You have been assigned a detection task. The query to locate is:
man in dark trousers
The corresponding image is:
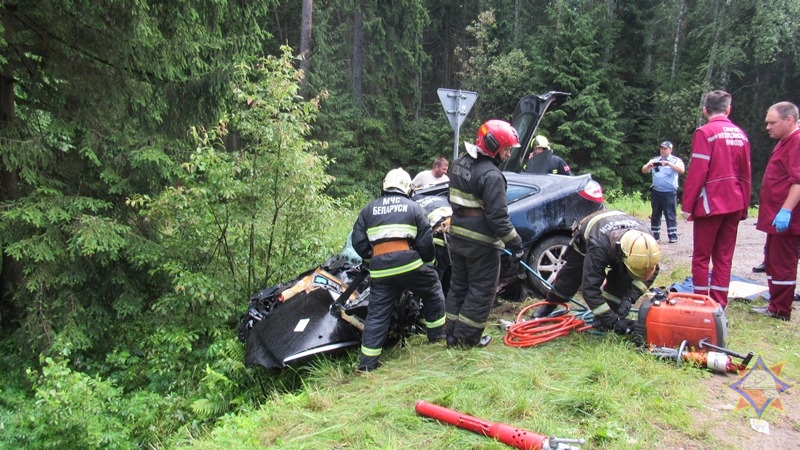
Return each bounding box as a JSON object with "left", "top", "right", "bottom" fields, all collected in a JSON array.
[
  {"left": 351, "top": 168, "right": 446, "bottom": 372},
  {"left": 681, "top": 90, "right": 751, "bottom": 308},
  {"left": 445, "top": 120, "right": 524, "bottom": 348},
  {"left": 751, "top": 101, "right": 800, "bottom": 321},
  {"left": 642, "top": 141, "right": 685, "bottom": 243},
  {"left": 531, "top": 210, "right": 661, "bottom": 334}
]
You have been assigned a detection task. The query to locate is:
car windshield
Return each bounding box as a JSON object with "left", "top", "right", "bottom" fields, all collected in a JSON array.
[{"left": 340, "top": 232, "right": 363, "bottom": 265}]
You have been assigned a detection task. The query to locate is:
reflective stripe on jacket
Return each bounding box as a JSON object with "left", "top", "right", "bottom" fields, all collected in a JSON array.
[
  {"left": 447, "top": 153, "right": 519, "bottom": 249},
  {"left": 352, "top": 193, "right": 435, "bottom": 278}
]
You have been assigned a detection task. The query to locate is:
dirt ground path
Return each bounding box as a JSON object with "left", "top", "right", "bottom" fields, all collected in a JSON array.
[
  {"left": 655, "top": 216, "right": 800, "bottom": 449},
  {"left": 658, "top": 216, "right": 773, "bottom": 286}
]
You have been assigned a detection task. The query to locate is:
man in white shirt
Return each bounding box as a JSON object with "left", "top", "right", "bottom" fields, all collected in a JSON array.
[{"left": 411, "top": 157, "right": 449, "bottom": 190}]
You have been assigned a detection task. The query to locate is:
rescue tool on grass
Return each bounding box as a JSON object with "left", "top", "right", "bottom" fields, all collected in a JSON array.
[
  {"left": 647, "top": 338, "right": 752, "bottom": 373},
  {"left": 415, "top": 400, "right": 585, "bottom": 450}
]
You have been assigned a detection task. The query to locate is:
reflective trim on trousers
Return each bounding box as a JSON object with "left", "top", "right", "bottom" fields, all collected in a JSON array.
[
  {"left": 458, "top": 314, "right": 488, "bottom": 330},
  {"left": 361, "top": 345, "right": 382, "bottom": 357},
  {"left": 425, "top": 315, "right": 446, "bottom": 328}
]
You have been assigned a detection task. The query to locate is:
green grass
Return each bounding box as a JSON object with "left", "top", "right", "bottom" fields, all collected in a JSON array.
[
  {"left": 605, "top": 190, "right": 651, "bottom": 218},
  {"left": 179, "top": 199, "right": 799, "bottom": 449},
  {"left": 180, "top": 292, "right": 800, "bottom": 450}
]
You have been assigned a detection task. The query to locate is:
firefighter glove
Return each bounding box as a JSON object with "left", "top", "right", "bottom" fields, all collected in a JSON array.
[
  {"left": 508, "top": 235, "right": 524, "bottom": 255},
  {"left": 510, "top": 248, "right": 525, "bottom": 264},
  {"left": 592, "top": 312, "right": 619, "bottom": 332},
  {"left": 616, "top": 297, "right": 633, "bottom": 317},
  {"left": 773, "top": 208, "right": 791, "bottom": 233},
  {"left": 612, "top": 317, "right": 635, "bottom": 335}
]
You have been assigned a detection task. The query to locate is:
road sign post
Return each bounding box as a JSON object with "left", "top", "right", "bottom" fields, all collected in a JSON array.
[{"left": 437, "top": 88, "right": 477, "bottom": 160}]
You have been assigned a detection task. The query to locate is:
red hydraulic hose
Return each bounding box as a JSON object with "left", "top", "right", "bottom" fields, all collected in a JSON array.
[{"left": 503, "top": 302, "right": 593, "bottom": 348}]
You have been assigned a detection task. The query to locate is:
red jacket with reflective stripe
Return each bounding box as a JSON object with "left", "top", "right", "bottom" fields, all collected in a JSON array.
[
  {"left": 681, "top": 116, "right": 752, "bottom": 220},
  {"left": 756, "top": 128, "right": 800, "bottom": 235}
]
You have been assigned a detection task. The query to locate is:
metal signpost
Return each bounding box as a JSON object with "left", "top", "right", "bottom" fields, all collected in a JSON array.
[{"left": 437, "top": 88, "right": 477, "bottom": 160}]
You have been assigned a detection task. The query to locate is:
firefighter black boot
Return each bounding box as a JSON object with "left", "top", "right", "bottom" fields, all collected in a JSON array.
[{"left": 427, "top": 326, "right": 445, "bottom": 344}]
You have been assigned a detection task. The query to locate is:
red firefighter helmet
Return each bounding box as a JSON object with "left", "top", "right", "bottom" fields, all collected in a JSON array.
[{"left": 474, "top": 120, "right": 521, "bottom": 157}]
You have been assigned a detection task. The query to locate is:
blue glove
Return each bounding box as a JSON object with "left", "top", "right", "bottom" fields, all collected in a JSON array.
[{"left": 773, "top": 208, "right": 792, "bottom": 233}]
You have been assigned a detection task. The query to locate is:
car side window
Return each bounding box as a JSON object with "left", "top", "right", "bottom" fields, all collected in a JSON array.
[{"left": 506, "top": 184, "right": 538, "bottom": 203}]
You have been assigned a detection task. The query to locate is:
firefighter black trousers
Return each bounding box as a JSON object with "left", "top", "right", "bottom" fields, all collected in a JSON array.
[
  {"left": 445, "top": 237, "right": 500, "bottom": 347},
  {"left": 359, "top": 265, "right": 445, "bottom": 368}
]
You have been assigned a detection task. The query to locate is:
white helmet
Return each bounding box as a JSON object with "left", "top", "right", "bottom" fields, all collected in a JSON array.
[
  {"left": 382, "top": 168, "right": 412, "bottom": 196},
  {"left": 619, "top": 230, "right": 661, "bottom": 280},
  {"left": 532, "top": 135, "right": 550, "bottom": 149}
]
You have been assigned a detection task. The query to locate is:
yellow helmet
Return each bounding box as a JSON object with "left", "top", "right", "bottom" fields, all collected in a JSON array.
[
  {"left": 382, "top": 168, "right": 412, "bottom": 196},
  {"left": 619, "top": 230, "right": 660, "bottom": 280},
  {"left": 532, "top": 135, "right": 550, "bottom": 149}
]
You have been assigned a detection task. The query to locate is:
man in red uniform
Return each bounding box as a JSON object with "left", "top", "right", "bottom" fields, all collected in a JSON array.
[
  {"left": 681, "top": 90, "right": 751, "bottom": 308},
  {"left": 751, "top": 101, "right": 800, "bottom": 321}
]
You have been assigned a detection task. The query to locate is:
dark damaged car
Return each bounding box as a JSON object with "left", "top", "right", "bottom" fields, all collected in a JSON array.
[{"left": 239, "top": 91, "right": 606, "bottom": 370}]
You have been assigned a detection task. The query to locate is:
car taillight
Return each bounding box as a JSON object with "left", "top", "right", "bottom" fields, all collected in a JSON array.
[{"left": 579, "top": 180, "right": 604, "bottom": 203}]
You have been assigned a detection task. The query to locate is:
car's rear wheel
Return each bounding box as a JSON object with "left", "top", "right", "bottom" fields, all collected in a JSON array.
[{"left": 527, "top": 235, "right": 570, "bottom": 296}]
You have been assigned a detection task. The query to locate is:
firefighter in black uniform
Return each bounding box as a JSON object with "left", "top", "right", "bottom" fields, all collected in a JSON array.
[
  {"left": 532, "top": 210, "right": 662, "bottom": 334},
  {"left": 524, "top": 135, "right": 572, "bottom": 175},
  {"left": 445, "top": 120, "right": 525, "bottom": 348},
  {"left": 351, "top": 168, "right": 446, "bottom": 372},
  {"left": 412, "top": 193, "right": 452, "bottom": 290}
]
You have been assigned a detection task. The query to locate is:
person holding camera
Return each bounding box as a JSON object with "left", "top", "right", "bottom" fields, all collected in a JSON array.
[{"left": 642, "top": 141, "right": 685, "bottom": 243}]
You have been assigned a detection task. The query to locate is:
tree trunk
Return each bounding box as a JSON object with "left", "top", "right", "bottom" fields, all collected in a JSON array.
[
  {"left": 299, "top": 0, "right": 312, "bottom": 85},
  {"left": 670, "top": 0, "right": 686, "bottom": 84},
  {"left": 604, "top": 0, "right": 617, "bottom": 63},
  {"left": 352, "top": 0, "right": 364, "bottom": 102},
  {"left": 514, "top": 0, "right": 521, "bottom": 47},
  {"left": 644, "top": 25, "right": 655, "bottom": 76},
  {"left": 698, "top": 0, "right": 724, "bottom": 127}
]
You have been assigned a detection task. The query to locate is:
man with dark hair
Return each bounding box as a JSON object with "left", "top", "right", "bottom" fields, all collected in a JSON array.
[
  {"left": 681, "top": 90, "right": 751, "bottom": 308},
  {"left": 751, "top": 101, "right": 800, "bottom": 321},
  {"left": 642, "top": 141, "right": 685, "bottom": 243},
  {"left": 411, "top": 157, "right": 449, "bottom": 190}
]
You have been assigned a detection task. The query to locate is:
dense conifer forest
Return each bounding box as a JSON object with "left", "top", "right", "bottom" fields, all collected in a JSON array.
[{"left": 1, "top": 1, "right": 798, "bottom": 447}]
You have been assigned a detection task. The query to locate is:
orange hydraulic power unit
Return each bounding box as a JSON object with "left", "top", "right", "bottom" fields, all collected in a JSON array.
[{"left": 634, "top": 291, "right": 728, "bottom": 348}]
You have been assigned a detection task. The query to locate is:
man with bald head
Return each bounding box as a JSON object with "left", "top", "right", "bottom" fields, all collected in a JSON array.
[{"left": 751, "top": 101, "right": 800, "bottom": 321}]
